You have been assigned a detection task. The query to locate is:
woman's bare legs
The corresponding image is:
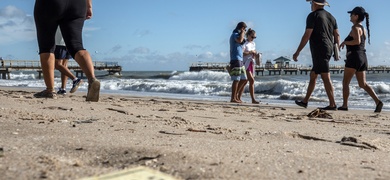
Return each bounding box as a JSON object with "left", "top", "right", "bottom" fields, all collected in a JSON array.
[
  {"left": 355, "top": 71, "right": 381, "bottom": 105},
  {"left": 73, "top": 50, "right": 100, "bottom": 102},
  {"left": 340, "top": 67, "right": 356, "bottom": 108},
  {"left": 39, "top": 53, "right": 55, "bottom": 92},
  {"left": 246, "top": 70, "right": 259, "bottom": 104},
  {"left": 73, "top": 50, "right": 95, "bottom": 80}
]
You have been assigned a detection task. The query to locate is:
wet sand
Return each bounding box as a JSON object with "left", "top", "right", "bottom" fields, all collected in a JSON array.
[{"left": 0, "top": 87, "right": 390, "bottom": 179}]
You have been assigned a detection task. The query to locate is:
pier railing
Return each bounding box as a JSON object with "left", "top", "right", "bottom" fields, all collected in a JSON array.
[
  {"left": 0, "top": 60, "right": 122, "bottom": 79},
  {"left": 189, "top": 62, "right": 390, "bottom": 76}
]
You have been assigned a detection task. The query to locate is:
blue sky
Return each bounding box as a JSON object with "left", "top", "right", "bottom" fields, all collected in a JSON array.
[{"left": 0, "top": 0, "right": 389, "bottom": 71}]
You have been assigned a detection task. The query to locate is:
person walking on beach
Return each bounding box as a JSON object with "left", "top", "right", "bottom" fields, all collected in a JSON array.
[
  {"left": 238, "top": 28, "right": 260, "bottom": 104},
  {"left": 338, "top": 7, "right": 383, "bottom": 113},
  {"left": 293, "top": 0, "right": 340, "bottom": 110},
  {"left": 229, "top": 22, "right": 248, "bottom": 103},
  {"left": 54, "top": 28, "right": 83, "bottom": 95},
  {"left": 34, "top": 0, "right": 100, "bottom": 101}
]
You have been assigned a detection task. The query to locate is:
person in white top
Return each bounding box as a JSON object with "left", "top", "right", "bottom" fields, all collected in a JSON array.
[
  {"left": 237, "top": 28, "right": 260, "bottom": 104},
  {"left": 54, "top": 27, "right": 83, "bottom": 95}
]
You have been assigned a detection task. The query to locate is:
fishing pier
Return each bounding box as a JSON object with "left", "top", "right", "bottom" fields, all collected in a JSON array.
[
  {"left": 189, "top": 62, "right": 390, "bottom": 76},
  {"left": 0, "top": 60, "right": 122, "bottom": 79}
]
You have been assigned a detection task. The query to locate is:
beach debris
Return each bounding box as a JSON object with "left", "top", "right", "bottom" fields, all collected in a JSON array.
[
  {"left": 289, "top": 132, "right": 332, "bottom": 142},
  {"left": 136, "top": 154, "right": 162, "bottom": 162},
  {"left": 272, "top": 107, "right": 286, "bottom": 110},
  {"left": 80, "top": 166, "right": 178, "bottom": 180},
  {"left": 159, "top": 130, "right": 187, "bottom": 135},
  {"left": 74, "top": 118, "right": 99, "bottom": 124},
  {"left": 107, "top": 107, "right": 128, "bottom": 115},
  {"left": 337, "top": 136, "right": 378, "bottom": 150},
  {"left": 43, "top": 106, "right": 72, "bottom": 111},
  {"left": 307, "top": 108, "right": 333, "bottom": 119},
  {"left": 0, "top": 147, "right": 4, "bottom": 157},
  {"left": 187, "top": 128, "right": 207, "bottom": 133},
  {"left": 111, "top": 103, "right": 125, "bottom": 107}
]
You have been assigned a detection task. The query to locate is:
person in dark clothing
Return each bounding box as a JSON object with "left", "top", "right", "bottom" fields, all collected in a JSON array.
[
  {"left": 293, "top": 0, "right": 340, "bottom": 110},
  {"left": 34, "top": 0, "right": 100, "bottom": 101},
  {"left": 338, "top": 6, "right": 383, "bottom": 113}
]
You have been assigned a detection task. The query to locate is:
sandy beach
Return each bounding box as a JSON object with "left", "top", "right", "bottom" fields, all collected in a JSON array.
[{"left": 1, "top": 86, "right": 390, "bottom": 180}]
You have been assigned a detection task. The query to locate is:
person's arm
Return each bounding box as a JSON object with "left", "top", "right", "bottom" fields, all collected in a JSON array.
[
  {"left": 293, "top": 29, "right": 313, "bottom": 61},
  {"left": 333, "top": 29, "right": 340, "bottom": 48},
  {"left": 86, "top": 0, "right": 93, "bottom": 19},
  {"left": 235, "top": 28, "right": 246, "bottom": 44}
]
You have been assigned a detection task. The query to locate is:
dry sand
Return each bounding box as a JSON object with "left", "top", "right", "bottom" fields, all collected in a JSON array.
[{"left": 0, "top": 87, "right": 390, "bottom": 180}]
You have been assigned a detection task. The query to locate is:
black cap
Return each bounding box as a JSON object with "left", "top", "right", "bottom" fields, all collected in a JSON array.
[{"left": 348, "top": 6, "right": 366, "bottom": 15}]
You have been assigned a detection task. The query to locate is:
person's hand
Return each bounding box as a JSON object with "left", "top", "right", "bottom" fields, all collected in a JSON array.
[
  {"left": 339, "top": 42, "right": 345, "bottom": 51},
  {"left": 293, "top": 52, "right": 299, "bottom": 62},
  {"left": 251, "top": 50, "right": 257, "bottom": 55},
  {"left": 86, "top": 7, "right": 93, "bottom": 19}
]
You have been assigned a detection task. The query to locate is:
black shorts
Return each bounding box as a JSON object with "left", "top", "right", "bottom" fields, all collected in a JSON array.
[
  {"left": 345, "top": 51, "right": 368, "bottom": 72},
  {"left": 312, "top": 58, "right": 330, "bottom": 74},
  {"left": 54, "top": 45, "right": 72, "bottom": 59},
  {"left": 34, "top": 0, "right": 86, "bottom": 58}
]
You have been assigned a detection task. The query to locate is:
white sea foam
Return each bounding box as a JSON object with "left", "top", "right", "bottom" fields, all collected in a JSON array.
[{"left": 1, "top": 71, "right": 389, "bottom": 110}]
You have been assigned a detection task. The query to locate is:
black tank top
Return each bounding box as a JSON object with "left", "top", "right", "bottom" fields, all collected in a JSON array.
[{"left": 345, "top": 27, "right": 366, "bottom": 52}]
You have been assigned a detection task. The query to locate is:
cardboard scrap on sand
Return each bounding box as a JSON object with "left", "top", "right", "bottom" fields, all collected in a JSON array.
[{"left": 80, "top": 166, "right": 179, "bottom": 180}]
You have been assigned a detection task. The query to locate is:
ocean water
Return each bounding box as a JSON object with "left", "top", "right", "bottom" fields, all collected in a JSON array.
[{"left": 1, "top": 70, "right": 390, "bottom": 111}]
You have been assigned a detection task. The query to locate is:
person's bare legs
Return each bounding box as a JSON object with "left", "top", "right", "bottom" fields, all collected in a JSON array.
[
  {"left": 237, "top": 80, "right": 248, "bottom": 102},
  {"left": 340, "top": 67, "right": 355, "bottom": 108},
  {"left": 73, "top": 50, "right": 100, "bottom": 101},
  {"left": 237, "top": 79, "right": 248, "bottom": 102},
  {"left": 356, "top": 71, "right": 381, "bottom": 105},
  {"left": 40, "top": 53, "right": 55, "bottom": 92},
  {"left": 73, "top": 50, "right": 95, "bottom": 80},
  {"left": 55, "top": 59, "right": 75, "bottom": 89},
  {"left": 246, "top": 70, "right": 259, "bottom": 103},
  {"left": 231, "top": 80, "right": 240, "bottom": 103},
  {"left": 302, "top": 71, "right": 318, "bottom": 103},
  {"left": 320, "top": 72, "right": 336, "bottom": 107}
]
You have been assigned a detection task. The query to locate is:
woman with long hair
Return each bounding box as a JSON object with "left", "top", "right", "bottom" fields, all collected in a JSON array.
[
  {"left": 339, "top": 6, "right": 383, "bottom": 112},
  {"left": 238, "top": 28, "right": 259, "bottom": 104}
]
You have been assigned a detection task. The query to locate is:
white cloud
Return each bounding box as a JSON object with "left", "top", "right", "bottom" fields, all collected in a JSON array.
[
  {"left": 133, "top": 29, "right": 151, "bottom": 37},
  {"left": 0, "top": 6, "right": 35, "bottom": 45},
  {"left": 130, "top": 47, "right": 150, "bottom": 54}
]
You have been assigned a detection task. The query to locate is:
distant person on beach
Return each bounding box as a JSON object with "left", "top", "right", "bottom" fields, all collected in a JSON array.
[
  {"left": 338, "top": 7, "right": 383, "bottom": 112},
  {"left": 238, "top": 28, "right": 260, "bottom": 104},
  {"left": 293, "top": 0, "right": 340, "bottom": 110},
  {"left": 229, "top": 22, "right": 248, "bottom": 103},
  {"left": 34, "top": 0, "right": 100, "bottom": 101},
  {"left": 54, "top": 28, "right": 83, "bottom": 95}
]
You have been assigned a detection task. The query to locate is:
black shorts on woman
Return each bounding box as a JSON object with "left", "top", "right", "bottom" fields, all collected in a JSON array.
[
  {"left": 34, "top": 0, "right": 87, "bottom": 58},
  {"left": 344, "top": 34, "right": 368, "bottom": 72}
]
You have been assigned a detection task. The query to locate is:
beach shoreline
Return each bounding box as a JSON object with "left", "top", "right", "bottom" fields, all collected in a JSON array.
[{"left": 1, "top": 86, "right": 390, "bottom": 179}]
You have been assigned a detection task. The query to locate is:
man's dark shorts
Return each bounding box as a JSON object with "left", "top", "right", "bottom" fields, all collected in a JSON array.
[{"left": 312, "top": 58, "right": 330, "bottom": 74}]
